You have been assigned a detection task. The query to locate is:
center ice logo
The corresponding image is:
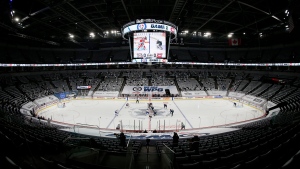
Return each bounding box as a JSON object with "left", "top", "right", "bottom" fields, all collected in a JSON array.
[{"left": 144, "top": 86, "right": 163, "bottom": 92}]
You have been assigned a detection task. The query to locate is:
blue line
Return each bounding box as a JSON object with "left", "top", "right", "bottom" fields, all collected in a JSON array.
[
  {"left": 106, "top": 101, "right": 127, "bottom": 128},
  {"left": 172, "top": 100, "right": 194, "bottom": 128}
]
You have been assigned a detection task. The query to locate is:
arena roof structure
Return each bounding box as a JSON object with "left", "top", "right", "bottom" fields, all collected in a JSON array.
[{"left": 1, "top": 0, "right": 299, "bottom": 48}]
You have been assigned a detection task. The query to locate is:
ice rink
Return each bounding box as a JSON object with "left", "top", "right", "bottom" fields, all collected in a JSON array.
[{"left": 38, "top": 99, "right": 264, "bottom": 132}]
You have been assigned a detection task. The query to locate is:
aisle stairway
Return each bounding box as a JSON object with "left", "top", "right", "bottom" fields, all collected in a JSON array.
[
  {"left": 174, "top": 78, "right": 182, "bottom": 97},
  {"left": 134, "top": 146, "right": 163, "bottom": 169},
  {"left": 226, "top": 78, "right": 235, "bottom": 96},
  {"left": 118, "top": 77, "right": 127, "bottom": 97}
]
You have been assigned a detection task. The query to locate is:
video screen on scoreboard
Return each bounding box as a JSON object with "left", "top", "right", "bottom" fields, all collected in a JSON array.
[{"left": 133, "top": 32, "right": 166, "bottom": 61}]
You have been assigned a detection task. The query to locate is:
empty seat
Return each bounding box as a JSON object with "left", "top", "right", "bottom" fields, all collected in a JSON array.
[
  {"left": 190, "top": 154, "right": 204, "bottom": 162},
  {"left": 202, "top": 158, "right": 218, "bottom": 169},
  {"left": 181, "top": 162, "right": 201, "bottom": 169},
  {"left": 243, "top": 156, "right": 260, "bottom": 169},
  {"left": 220, "top": 154, "right": 235, "bottom": 167}
]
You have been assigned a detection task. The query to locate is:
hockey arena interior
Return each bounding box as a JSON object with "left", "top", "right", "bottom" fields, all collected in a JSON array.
[{"left": 1, "top": 0, "right": 300, "bottom": 169}]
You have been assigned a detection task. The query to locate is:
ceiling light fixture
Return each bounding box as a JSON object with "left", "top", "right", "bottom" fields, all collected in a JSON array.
[
  {"left": 227, "top": 33, "right": 233, "bottom": 38},
  {"left": 90, "top": 32, "right": 95, "bottom": 38},
  {"left": 69, "top": 33, "right": 74, "bottom": 38}
]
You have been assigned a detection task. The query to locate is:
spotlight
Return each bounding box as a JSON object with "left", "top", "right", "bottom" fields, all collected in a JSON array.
[
  {"left": 203, "top": 32, "right": 211, "bottom": 37},
  {"left": 14, "top": 17, "right": 19, "bottom": 22},
  {"left": 89, "top": 32, "right": 95, "bottom": 38},
  {"left": 69, "top": 33, "right": 74, "bottom": 38}
]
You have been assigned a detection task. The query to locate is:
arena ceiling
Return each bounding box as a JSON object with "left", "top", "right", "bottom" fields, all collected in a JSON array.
[{"left": 0, "top": 0, "right": 299, "bottom": 48}]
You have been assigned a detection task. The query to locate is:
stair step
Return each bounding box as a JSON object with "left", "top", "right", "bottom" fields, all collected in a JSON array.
[{"left": 134, "top": 146, "right": 162, "bottom": 169}]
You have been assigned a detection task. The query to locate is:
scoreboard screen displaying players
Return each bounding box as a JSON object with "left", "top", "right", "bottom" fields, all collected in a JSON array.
[{"left": 133, "top": 32, "right": 166, "bottom": 62}]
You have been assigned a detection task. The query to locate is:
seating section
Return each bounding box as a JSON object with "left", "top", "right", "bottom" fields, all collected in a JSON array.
[
  {"left": 7, "top": 48, "right": 26, "bottom": 63},
  {"left": 1, "top": 69, "right": 300, "bottom": 169},
  {"left": 274, "top": 48, "right": 293, "bottom": 63},
  {"left": 20, "top": 83, "right": 52, "bottom": 100},
  {"left": 156, "top": 122, "right": 300, "bottom": 169},
  {"left": 0, "top": 46, "right": 8, "bottom": 63},
  {"left": 216, "top": 78, "right": 231, "bottom": 91},
  {"left": 272, "top": 87, "right": 297, "bottom": 104},
  {"left": 74, "top": 50, "right": 90, "bottom": 62},
  {"left": 52, "top": 80, "right": 69, "bottom": 93},
  {"left": 172, "top": 49, "right": 193, "bottom": 61},
  {"left": 38, "top": 50, "right": 56, "bottom": 63},
  {"left": 54, "top": 51, "right": 74, "bottom": 63},
  {"left": 260, "top": 84, "right": 282, "bottom": 100},
  {"left": 124, "top": 71, "right": 148, "bottom": 86},
  {"left": 177, "top": 78, "right": 202, "bottom": 91},
  {"left": 261, "top": 49, "right": 280, "bottom": 62},
  {"left": 227, "top": 50, "right": 247, "bottom": 62},
  {"left": 242, "top": 81, "right": 262, "bottom": 93},
  {"left": 0, "top": 89, "right": 14, "bottom": 103},
  {"left": 209, "top": 51, "right": 225, "bottom": 62},
  {"left": 90, "top": 50, "right": 109, "bottom": 62},
  {"left": 250, "top": 83, "right": 272, "bottom": 96},
  {"left": 4, "top": 86, "right": 28, "bottom": 107},
  {"left": 189, "top": 50, "right": 209, "bottom": 62},
  {"left": 293, "top": 78, "right": 300, "bottom": 87},
  {"left": 26, "top": 75, "right": 44, "bottom": 82},
  {"left": 111, "top": 50, "right": 129, "bottom": 61},
  {"left": 151, "top": 71, "right": 175, "bottom": 86},
  {"left": 201, "top": 78, "right": 215, "bottom": 90}
]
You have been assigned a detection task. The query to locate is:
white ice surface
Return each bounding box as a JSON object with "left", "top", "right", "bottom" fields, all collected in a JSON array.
[{"left": 39, "top": 99, "right": 264, "bottom": 132}]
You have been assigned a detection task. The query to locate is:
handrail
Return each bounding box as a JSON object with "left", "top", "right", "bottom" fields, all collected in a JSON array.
[
  {"left": 162, "top": 143, "right": 175, "bottom": 154},
  {"left": 126, "top": 134, "right": 132, "bottom": 148},
  {"left": 63, "top": 136, "right": 91, "bottom": 143}
]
